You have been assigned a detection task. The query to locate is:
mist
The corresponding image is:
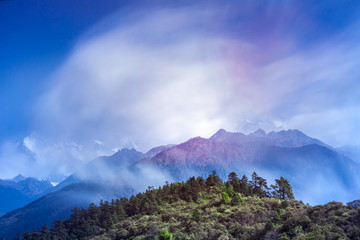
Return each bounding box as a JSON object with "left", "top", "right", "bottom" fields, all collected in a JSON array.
[{"left": 75, "top": 156, "right": 174, "bottom": 195}]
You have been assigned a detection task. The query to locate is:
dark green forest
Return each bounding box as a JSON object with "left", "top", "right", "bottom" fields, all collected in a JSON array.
[{"left": 16, "top": 171, "right": 360, "bottom": 240}]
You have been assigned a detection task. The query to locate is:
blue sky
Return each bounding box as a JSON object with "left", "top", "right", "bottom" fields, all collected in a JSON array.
[
  {"left": 0, "top": 0, "right": 134, "bottom": 141},
  {"left": 1, "top": 0, "right": 360, "bottom": 179}
]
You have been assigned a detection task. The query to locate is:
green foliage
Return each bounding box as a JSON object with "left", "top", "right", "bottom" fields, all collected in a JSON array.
[
  {"left": 231, "top": 192, "right": 244, "bottom": 205},
  {"left": 222, "top": 192, "right": 231, "bottom": 203},
  {"left": 191, "top": 208, "right": 202, "bottom": 222},
  {"left": 21, "top": 171, "right": 360, "bottom": 240},
  {"left": 278, "top": 232, "right": 290, "bottom": 240},
  {"left": 159, "top": 229, "right": 172, "bottom": 240},
  {"left": 226, "top": 184, "right": 235, "bottom": 198}
]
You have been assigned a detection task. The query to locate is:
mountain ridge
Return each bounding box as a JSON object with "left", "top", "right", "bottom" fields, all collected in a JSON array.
[{"left": 0, "top": 176, "right": 53, "bottom": 217}]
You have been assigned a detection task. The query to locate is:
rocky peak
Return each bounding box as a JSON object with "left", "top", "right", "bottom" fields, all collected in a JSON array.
[
  {"left": 12, "top": 174, "right": 26, "bottom": 183},
  {"left": 250, "top": 128, "right": 267, "bottom": 137},
  {"left": 210, "top": 128, "right": 228, "bottom": 138}
]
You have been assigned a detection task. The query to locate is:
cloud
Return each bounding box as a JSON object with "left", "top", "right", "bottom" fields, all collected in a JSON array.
[
  {"left": 34, "top": 7, "right": 234, "bottom": 152},
  {"left": 1, "top": 2, "right": 360, "bottom": 179},
  {"left": 0, "top": 141, "right": 33, "bottom": 179}
]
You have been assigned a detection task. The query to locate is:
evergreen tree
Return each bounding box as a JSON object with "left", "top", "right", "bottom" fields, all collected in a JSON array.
[
  {"left": 228, "top": 172, "right": 239, "bottom": 185},
  {"left": 211, "top": 170, "right": 222, "bottom": 185},
  {"left": 239, "top": 174, "right": 250, "bottom": 194},
  {"left": 206, "top": 170, "right": 222, "bottom": 187},
  {"left": 271, "top": 177, "right": 294, "bottom": 200},
  {"left": 250, "top": 172, "right": 269, "bottom": 197}
]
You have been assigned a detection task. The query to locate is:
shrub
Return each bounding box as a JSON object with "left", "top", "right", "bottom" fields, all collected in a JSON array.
[
  {"left": 159, "top": 229, "right": 173, "bottom": 240},
  {"left": 222, "top": 192, "right": 231, "bottom": 203}
]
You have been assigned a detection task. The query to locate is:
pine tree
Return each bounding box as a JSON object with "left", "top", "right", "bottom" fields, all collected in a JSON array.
[
  {"left": 228, "top": 172, "right": 239, "bottom": 185},
  {"left": 271, "top": 177, "right": 294, "bottom": 200}
]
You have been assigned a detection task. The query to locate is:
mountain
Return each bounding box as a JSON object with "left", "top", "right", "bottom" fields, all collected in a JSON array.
[
  {"left": 251, "top": 144, "right": 360, "bottom": 204},
  {"left": 2, "top": 128, "right": 359, "bottom": 239},
  {"left": 144, "top": 144, "right": 174, "bottom": 158},
  {"left": 142, "top": 129, "right": 359, "bottom": 204},
  {"left": 0, "top": 176, "right": 53, "bottom": 217},
  {"left": 11, "top": 174, "right": 26, "bottom": 183},
  {"left": 210, "top": 128, "right": 329, "bottom": 148},
  {"left": 337, "top": 145, "right": 360, "bottom": 162},
  {"left": 51, "top": 148, "right": 145, "bottom": 192},
  {"left": 0, "top": 148, "right": 146, "bottom": 239},
  {"left": 140, "top": 129, "right": 323, "bottom": 172},
  {"left": 0, "top": 186, "right": 30, "bottom": 218},
  {"left": 0, "top": 182, "right": 134, "bottom": 240}
]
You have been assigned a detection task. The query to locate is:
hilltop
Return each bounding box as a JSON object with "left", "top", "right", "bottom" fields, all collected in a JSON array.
[{"left": 21, "top": 172, "right": 360, "bottom": 240}]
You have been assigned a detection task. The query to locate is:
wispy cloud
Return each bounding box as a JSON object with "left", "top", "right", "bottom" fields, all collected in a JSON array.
[{"left": 1, "top": 2, "right": 360, "bottom": 179}]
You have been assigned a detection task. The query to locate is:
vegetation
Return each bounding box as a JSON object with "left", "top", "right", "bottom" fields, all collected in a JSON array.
[{"left": 20, "top": 171, "right": 360, "bottom": 240}]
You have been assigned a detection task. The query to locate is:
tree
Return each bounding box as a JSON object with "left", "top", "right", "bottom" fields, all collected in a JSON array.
[
  {"left": 206, "top": 170, "right": 222, "bottom": 187},
  {"left": 240, "top": 174, "right": 248, "bottom": 184},
  {"left": 238, "top": 174, "right": 250, "bottom": 194},
  {"left": 228, "top": 172, "right": 239, "bottom": 185},
  {"left": 186, "top": 176, "right": 201, "bottom": 201},
  {"left": 211, "top": 170, "right": 222, "bottom": 185},
  {"left": 250, "top": 172, "right": 269, "bottom": 197},
  {"left": 250, "top": 172, "right": 260, "bottom": 189},
  {"left": 196, "top": 176, "right": 206, "bottom": 189},
  {"left": 271, "top": 177, "right": 294, "bottom": 200}
]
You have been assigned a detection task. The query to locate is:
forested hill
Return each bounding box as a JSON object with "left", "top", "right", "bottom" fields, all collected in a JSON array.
[{"left": 19, "top": 171, "right": 360, "bottom": 240}]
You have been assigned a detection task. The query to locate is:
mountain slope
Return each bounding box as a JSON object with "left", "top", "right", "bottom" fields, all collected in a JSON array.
[
  {"left": 50, "top": 148, "right": 145, "bottom": 193},
  {"left": 0, "top": 182, "right": 134, "bottom": 239},
  {"left": 0, "top": 186, "right": 31, "bottom": 217},
  {"left": 0, "top": 177, "right": 53, "bottom": 217},
  {"left": 21, "top": 175, "right": 360, "bottom": 240},
  {"left": 337, "top": 145, "right": 360, "bottom": 162},
  {"left": 252, "top": 144, "right": 360, "bottom": 204},
  {"left": 0, "top": 148, "right": 146, "bottom": 239}
]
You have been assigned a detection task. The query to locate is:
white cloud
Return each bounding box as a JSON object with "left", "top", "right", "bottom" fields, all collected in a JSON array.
[
  {"left": 2, "top": 4, "right": 360, "bottom": 179},
  {"left": 35, "top": 8, "right": 235, "bottom": 155}
]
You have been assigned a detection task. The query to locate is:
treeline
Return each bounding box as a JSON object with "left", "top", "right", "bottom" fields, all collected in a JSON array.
[
  {"left": 20, "top": 171, "right": 293, "bottom": 239},
  {"left": 18, "top": 171, "right": 360, "bottom": 239}
]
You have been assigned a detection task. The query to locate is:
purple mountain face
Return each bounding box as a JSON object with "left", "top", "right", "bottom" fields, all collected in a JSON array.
[
  {"left": 150, "top": 137, "right": 244, "bottom": 166},
  {"left": 144, "top": 144, "right": 175, "bottom": 158},
  {"left": 210, "top": 128, "right": 329, "bottom": 148},
  {"left": 147, "top": 128, "right": 330, "bottom": 168}
]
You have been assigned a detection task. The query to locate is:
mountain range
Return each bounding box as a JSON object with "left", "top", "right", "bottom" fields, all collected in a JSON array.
[
  {"left": 0, "top": 175, "right": 53, "bottom": 217},
  {"left": 1, "top": 128, "right": 359, "bottom": 239}
]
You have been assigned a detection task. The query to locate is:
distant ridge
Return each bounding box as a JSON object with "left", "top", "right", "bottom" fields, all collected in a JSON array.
[
  {"left": 210, "top": 128, "right": 329, "bottom": 148},
  {"left": 11, "top": 174, "right": 26, "bottom": 183},
  {"left": 0, "top": 176, "right": 53, "bottom": 217}
]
